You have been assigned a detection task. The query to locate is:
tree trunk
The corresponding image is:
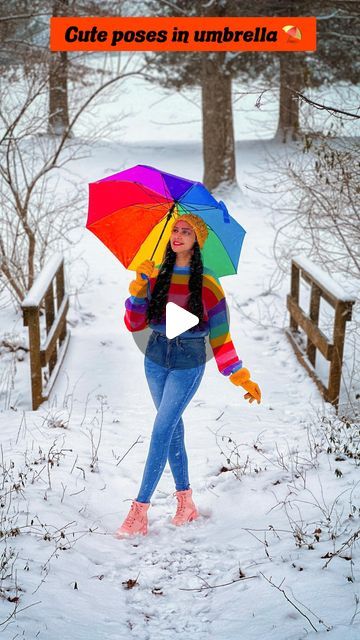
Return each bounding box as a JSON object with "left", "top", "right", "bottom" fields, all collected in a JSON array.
[
  {"left": 201, "top": 52, "right": 236, "bottom": 191},
  {"left": 48, "top": 0, "right": 69, "bottom": 135},
  {"left": 275, "top": 52, "right": 305, "bottom": 143}
]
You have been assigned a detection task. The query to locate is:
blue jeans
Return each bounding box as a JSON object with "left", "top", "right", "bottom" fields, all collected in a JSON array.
[{"left": 135, "top": 331, "right": 206, "bottom": 503}]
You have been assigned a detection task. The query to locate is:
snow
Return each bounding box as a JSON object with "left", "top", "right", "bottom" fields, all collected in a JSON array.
[
  {"left": 21, "top": 253, "right": 64, "bottom": 309},
  {"left": 0, "top": 67, "right": 359, "bottom": 639},
  {"left": 293, "top": 255, "right": 357, "bottom": 303},
  {"left": 42, "top": 329, "right": 71, "bottom": 399}
]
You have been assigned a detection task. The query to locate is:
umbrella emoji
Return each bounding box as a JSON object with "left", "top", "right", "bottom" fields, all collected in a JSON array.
[
  {"left": 86, "top": 164, "right": 246, "bottom": 279},
  {"left": 282, "top": 25, "right": 302, "bottom": 42}
]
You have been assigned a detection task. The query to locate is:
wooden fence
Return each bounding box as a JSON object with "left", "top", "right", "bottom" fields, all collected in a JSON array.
[
  {"left": 21, "top": 253, "right": 70, "bottom": 410},
  {"left": 286, "top": 256, "right": 355, "bottom": 411}
]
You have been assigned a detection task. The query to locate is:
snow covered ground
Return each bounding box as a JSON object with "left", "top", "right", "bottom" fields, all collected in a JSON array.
[{"left": 0, "top": 69, "right": 359, "bottom": 639}]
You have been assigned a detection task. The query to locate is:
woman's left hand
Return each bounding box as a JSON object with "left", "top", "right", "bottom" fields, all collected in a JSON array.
[
  {"left": 241, "top": 380, "right": 261, "bottom": 404},
  {"left": 229, "top": 367, "right": 262, "bottom": 404}
]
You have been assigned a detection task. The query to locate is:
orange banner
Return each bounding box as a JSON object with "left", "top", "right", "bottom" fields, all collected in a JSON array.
[{"left": 50, "top": 17, "right": 316, "bottom": 52}]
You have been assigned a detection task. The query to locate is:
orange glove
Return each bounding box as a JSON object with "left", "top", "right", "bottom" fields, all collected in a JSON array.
[
  {"left": 136, "top": 260, "right": 155, "bottom": 280},
  {"left": 129, "top": 260, "right": 155, "bottom": 297},
  {"left": 229, "top": 367, "right": 262, "bottom": 404}
]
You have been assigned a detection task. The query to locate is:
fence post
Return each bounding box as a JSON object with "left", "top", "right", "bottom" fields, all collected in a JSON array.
[
  {"left": 24, "top": 308, "right": 43, "bottom": 410},
  {"left": 327, "top": 301, "right": 352, "bottom": 408},
  {"left": 306, "top": 282, "right": 321, "bottom": 367},
  {"left": 290, "top": 262, "right": 300, "bottom": 333},
  {"left": 45, "top": 282, "right": 57, "bottom": 374},
  {"left": 56, "top": 261, "right": 67, "bottom": 344}
]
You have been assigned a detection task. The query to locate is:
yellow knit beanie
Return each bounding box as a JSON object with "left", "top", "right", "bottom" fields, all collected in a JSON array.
[{"left": 172, "top": 213, "right": 209, "bottom": 249}]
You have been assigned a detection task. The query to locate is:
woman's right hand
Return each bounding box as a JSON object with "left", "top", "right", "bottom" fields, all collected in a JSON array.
[
  {"left": 128, "top": 260, "right": 155, "bottom": 297},
  {"left": 135, "top": 260, "right": 155, "bottom": 281}
]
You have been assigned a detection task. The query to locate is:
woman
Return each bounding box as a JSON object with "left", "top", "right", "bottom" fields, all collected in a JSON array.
[{"left": 115, "top": 213, "right": 261, "bottom": 539}]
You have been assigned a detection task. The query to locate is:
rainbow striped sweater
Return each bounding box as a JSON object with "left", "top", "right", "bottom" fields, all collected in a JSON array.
[{"left": 124, "top": 264, "right": 243, "bottom": 376}]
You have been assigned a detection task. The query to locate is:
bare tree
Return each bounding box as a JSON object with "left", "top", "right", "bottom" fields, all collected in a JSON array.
[
  {"left": 48, "top": 0, "right": 124, "bottom": 135},
  {"left": 270, "top": 134, "right": 360, "bottom": 281},
  {"left": 48, "top": 0, "right": 70, "bottom": 135},
  {"left": 0, "top": 56, "right": 147, "bottom": 307}
]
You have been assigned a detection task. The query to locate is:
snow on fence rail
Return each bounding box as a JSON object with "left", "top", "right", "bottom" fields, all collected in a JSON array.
[
  {"left": 21, "top": 253, "right": 70, "bottom": 410},
  {"left": 286, "top": 256, "right": 355, "bottom": 411}
]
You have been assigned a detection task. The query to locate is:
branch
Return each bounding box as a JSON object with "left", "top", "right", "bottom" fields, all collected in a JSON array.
[
  {"left": 153, "top": 0, "right": 188, "bottom": 15},
  {"left": 322, "top": 529, "right": 360, "bottom": 568},
  {"left": 0, "top": 76, "right": 48, "bottom": 147},
  {"left": 20, "top": 64, "right": 149, "bottom": 210},
  {"left": 295, "top": 91, "right": 360, "bottom": 119},
  {"left": 0, "top": 13, "right": 49, "bottom": 22},
  {"left": 179, "top": 574, "right": 257, "bottom": 591},
  {"left": 115, "top": 435, "right": 143, "bottom": 466},
  {"left": 260, "top": 572, "right": 332, "bottom": 632}
]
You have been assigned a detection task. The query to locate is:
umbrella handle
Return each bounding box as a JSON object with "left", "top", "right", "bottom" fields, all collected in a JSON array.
[{"left": 150, "top": 206, "right": 176, "bottom": 261}]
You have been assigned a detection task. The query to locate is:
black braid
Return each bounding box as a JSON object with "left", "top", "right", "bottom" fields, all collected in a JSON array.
[
  {"left": 187, "top": 242, "right": 205, "bottom": 330},
  {"left": 146, "top": 243, "right": 176, "bottom": 325},
  {"left": 145, "top": 240, "right": 205, "bottom": 330}
]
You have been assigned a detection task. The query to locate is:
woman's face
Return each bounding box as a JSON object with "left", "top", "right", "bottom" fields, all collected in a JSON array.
[{"left": 170, "top": 220, "right": 196, "bottom": 254}]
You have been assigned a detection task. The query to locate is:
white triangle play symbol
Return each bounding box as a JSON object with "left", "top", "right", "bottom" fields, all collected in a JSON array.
[{"left": 166, "top": 302, "right": 199, "bottom": 339}]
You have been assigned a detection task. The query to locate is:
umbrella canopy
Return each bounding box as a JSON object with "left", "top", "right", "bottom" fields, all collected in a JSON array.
[
  {"left": 282, "top": 25, "right": 302, "bottom": 41},
  {"left": 87, "top": 164, "right": 246, "bottom": 278}
]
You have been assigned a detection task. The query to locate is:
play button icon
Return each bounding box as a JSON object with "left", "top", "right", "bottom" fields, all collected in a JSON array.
[{"left": 166, "top": 302, "right": 199, "bottom": 339}]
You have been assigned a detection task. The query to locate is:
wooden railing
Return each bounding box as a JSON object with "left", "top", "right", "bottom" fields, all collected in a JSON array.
[
  {"left": 286, "top": 256, "right": 355, "bottom": 411},
  {"left": 21, "top": 254, "right": 70, "bottom": 410}
]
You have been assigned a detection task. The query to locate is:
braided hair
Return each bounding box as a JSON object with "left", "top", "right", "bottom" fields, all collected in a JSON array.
[{"left": 145, "top": 240, "right": 205, "bottom": 331}]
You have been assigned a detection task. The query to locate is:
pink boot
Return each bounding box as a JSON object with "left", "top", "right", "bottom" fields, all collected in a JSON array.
[
  {"left": 171, "top": 488, "right": 199, "bottom": 526},
  {"left": 115, "top": 500, "right": 150, "bottom": 538}
]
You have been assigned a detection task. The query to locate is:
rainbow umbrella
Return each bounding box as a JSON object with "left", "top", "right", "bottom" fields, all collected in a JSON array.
[{"left": 86, "top": 164, "right": 246, "bottom": 278}]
